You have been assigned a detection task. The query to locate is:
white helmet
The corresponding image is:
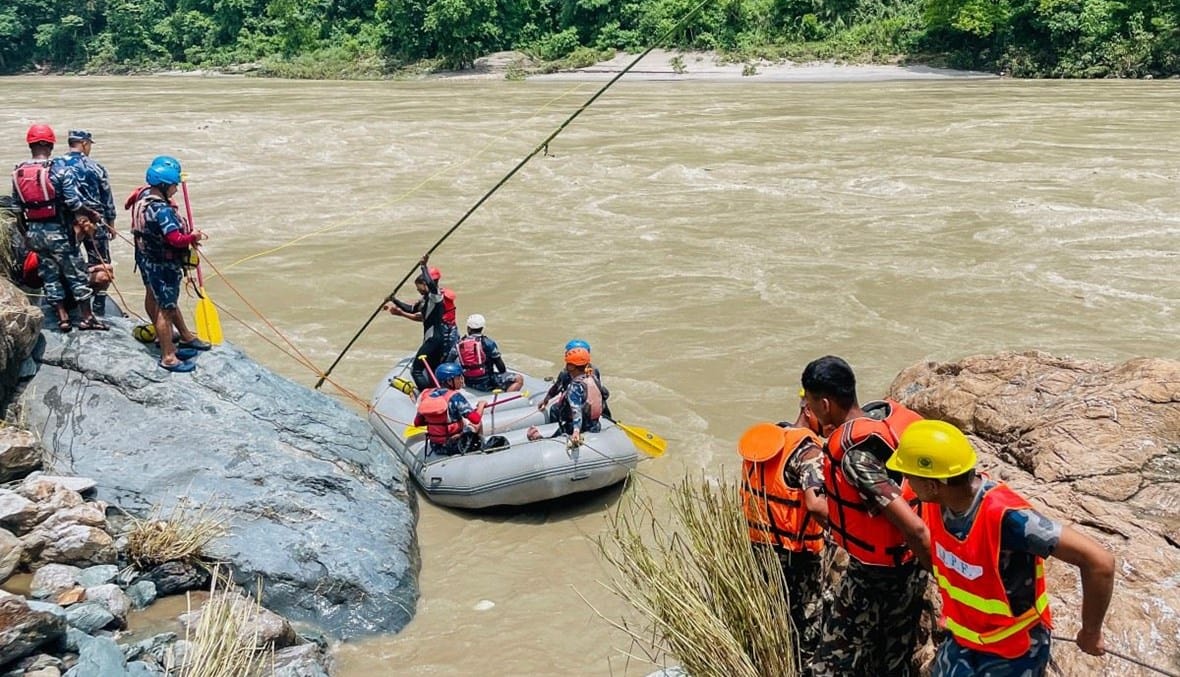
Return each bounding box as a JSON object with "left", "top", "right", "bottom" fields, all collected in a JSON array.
[{"left": 466, "top": 314, "right": 486, "bottom": 330}]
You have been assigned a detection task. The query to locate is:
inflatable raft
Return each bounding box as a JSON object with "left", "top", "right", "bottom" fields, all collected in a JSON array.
[{"left": 369, "top": 356, "right": 641, "bottom": 509}]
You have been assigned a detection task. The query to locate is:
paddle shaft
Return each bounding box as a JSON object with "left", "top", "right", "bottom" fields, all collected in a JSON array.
[
  {"left": 312, "top": 0, "right": 715, "bottom": 390},
  {"left": 179, "top": 181, "right": 204, "bottom": 286}
]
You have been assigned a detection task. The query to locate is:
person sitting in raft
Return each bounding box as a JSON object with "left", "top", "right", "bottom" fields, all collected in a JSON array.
[
  {"left": 446, "top": 313, "right": 524, "bottom": 393},
  {"left": 537, "top": 339, "right": 612, "bottom": 419},
  {"left": 527, "top": 345, "right": 604, "bottom": 446},
  {"left": 384, "top": 254, "right": 448, "bottom": 393},
  {"left": 414, "top": 362, "right": 487, "bottom": 456}
]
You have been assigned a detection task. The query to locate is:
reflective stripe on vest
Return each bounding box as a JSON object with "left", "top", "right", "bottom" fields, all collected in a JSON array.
[
  {"left": 822, "top": 399, "right": 923, "bottom": 567},
  {"left": 741, "top": 426, "right": 826, "bottom": 554},
  {"left": 925, "top": 483, "right": 1052, "bottom": 658},
  {"left": 457, "top": 336, "right": 488, "bottom": 379},
  {"left": 416, "top": 389, "right": 464, "bottom": 445}
]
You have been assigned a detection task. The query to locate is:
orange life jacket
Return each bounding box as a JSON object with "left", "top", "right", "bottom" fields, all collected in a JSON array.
[
  {"left": 925, "top": 483, "right": 1052, "bottom": 658},
  {"left": 12, "top": 160, "right": 58, "bottom": 221},
  {"left": 457, "top": 336, "right": 488, "bottom": 379},
  {"left": 742, "top": 427, "right": 826, "bottom": 554},
  {"left": 416, "top": 389, "right": 465, "bottom": 446},
  {"left": 823, "top": 399, "right": 923, "bottom": 567}
]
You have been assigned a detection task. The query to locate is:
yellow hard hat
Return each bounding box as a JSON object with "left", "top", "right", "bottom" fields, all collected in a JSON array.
[
  {"left": 886, "top": 419, "right": 977, "bottom": 479},
  {"left": 738, "top": 422, "right": 786, "bottom": 462}
]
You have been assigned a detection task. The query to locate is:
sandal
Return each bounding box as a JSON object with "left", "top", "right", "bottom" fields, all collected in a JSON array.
[
  {"left": 176, "top": 348, "right": 200, "bottom": 361},
  {"left": 158, "top": 359, "right": 196, "bottom": 373},
  {"left": 57, "top": 319, "right": 72, "bottom": 333},
  {"left": 177, "top": 338, "right": 213, "bottom": 351},
  {"left": 78, "top": 317, "right": 110, "bottom": 331}
]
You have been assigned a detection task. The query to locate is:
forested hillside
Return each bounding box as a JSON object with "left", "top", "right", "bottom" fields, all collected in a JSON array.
[{"left": 2, "top": 0, "right": 1176, "bottom": 78}]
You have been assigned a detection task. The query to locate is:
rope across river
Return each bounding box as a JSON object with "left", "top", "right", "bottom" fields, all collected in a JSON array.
[{"left": 312, "top": 0, "right": 714, "bottom": 390}]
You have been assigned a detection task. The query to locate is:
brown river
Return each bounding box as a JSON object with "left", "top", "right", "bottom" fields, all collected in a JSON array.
[{"left": 2, "top": 75, "right": 1178, "bottom": 675}]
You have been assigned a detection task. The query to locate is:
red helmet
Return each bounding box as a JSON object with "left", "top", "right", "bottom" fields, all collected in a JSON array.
[
  {"left": 25, "top": 124, "right": 56, "bottom": 145},
  {"left": 428, "top": 267, "right": 442, "bottom": 282}
]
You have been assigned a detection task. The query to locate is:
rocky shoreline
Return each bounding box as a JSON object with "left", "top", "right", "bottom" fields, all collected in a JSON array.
[{"left": 0, "top": 274, "right": 422, "bottom": 676}]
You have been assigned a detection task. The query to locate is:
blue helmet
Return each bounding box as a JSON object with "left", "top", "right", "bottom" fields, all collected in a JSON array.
[
  {"left": 564, "top": 339, "right": 591, "bottom": 352},
  {"left": 435, "top": 362, "right": 463, "bottom": 384},
  {"left": 145, "top": 158, "right": 182, "bottom": 187}
]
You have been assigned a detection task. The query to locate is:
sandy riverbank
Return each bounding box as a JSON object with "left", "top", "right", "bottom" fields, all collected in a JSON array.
[{"left": 438, "top": 49, "right": 997, "bottom": 83}]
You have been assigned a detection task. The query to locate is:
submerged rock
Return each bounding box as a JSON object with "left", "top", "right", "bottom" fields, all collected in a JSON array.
[
  {"left": 23, "top": 324, "right": 419, "bottom": 639},
  {"left": 891, "top": 351, "right": 1180, "bottom": 677}
]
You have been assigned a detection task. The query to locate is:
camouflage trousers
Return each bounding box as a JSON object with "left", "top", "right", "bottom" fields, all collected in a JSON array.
[
  {"left": 811, "top": 560, "right": 929, "bottom": 677},
  {"left": 773, "top": 548, "right": 825, "bottom": 676},
  {"left": 25, "top": 221, "right": 91, "bottom": 305},
  {"left": 933, "top": 626, "right": 1051, "bottom": 677}
]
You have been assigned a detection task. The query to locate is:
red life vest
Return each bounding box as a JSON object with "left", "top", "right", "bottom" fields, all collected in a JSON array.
[
  {"left": 12, "top": 160, "right": 57, "bottom": 221},
  {"left": 925, "top": 483, "right": 1052, "bottom": 658},
  {"left": 417, "top": 389, "right": 464, "bottom": 446},
  {"left": 742, "top": 427, "right": 826, "bottom": 554},
  {"left": 576, "top": 372, "right": 603, "bottom": 421},
  {"left": 442, "top": 288, "right": 456, "bottom": 325},
  {"left": 21, "top": 252, "right": 41, "bottom": 288},
  {"left": 457, "top": 336, "right": 488, "bottom": 379},
  {"left": 823, "top": 399, "right": 923, "bottom": 567}
]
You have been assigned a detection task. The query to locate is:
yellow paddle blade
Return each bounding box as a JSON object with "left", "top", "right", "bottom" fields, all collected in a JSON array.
[
  {"left": 195, "top": 286, "right": 223, "bottom": 345},
  {"left": 404, "top": 425, "right": 426, "bottom": 438},
  {"left": 616, "top": 421, "right": 667, "bottom": 458}
]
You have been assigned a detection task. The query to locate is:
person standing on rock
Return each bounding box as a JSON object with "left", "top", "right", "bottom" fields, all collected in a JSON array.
[
  {"left": 801, "top": 355, "right": 930, "bottom": 677},
  {"left": 58, "top": 130, "right": 117, "bottom": 316},
  {"left": 737, "top": 404, "right": 829, "bottom": 674},
  {"left": 130, "top": 157, "right": 209, "bottom": 372},
  {"left": 414, "top": 362, "right": 487, "bottom": 455},
  {"left": 888, "top": 419, "right": 1115, "bottom": 676},
  {"left": 385, "top": 254, "right": 449, "bottom": 393},
  {"left": 446, "top": 313, "right": 524, "bottom": 393},
  {"left": 10, "top": 124, "right": 106, "bottom": 332}
]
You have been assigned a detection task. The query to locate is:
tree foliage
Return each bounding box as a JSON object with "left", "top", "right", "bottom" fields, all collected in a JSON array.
[{"left": 0, "top": 0, "right": 1174, "bottom": 76}]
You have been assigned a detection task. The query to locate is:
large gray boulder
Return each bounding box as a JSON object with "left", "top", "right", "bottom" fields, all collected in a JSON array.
[
  {"left": 0, "top": 277, "right": 43, "bottom": 411},
  {"left": 21, "top": 324, "right": 419, "bottom": 639}
]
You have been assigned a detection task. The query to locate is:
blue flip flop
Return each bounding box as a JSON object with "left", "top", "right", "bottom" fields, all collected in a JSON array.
[
  {"left": 159, "top": 359, "right": 196, "bottom": 373},
  {"left": 176, "top": 348, "right": 200, "bottom": 361},
  {"left": 177, "top": 338, "right": 213, "bottom": 351}
]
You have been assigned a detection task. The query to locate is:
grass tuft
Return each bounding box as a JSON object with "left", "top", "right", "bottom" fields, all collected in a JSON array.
[
  {"left": 176, "top": 567, "right": 272, "bottom": 676},
  {"left": 125, "top": 499, "right": 227, "bottom": 569},
  {"left": 596, "top": 474, "right": 799, "bottom": 677}
]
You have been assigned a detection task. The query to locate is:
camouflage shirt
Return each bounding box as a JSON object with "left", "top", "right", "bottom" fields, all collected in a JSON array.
[
  {"left": 786, "top": 436, "right": 826, "bottom": 491},
  {"left": 841, "top": 447, "right": 902, "bottom": 514}
]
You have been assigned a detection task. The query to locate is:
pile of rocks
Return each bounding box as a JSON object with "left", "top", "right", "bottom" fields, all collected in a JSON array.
[{"left": 0, "top": 430, "right": 334, "bottom": 676}]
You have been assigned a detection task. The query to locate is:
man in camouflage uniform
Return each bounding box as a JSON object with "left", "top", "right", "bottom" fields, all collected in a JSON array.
[
  {"left": 11, "top": 125, "right": 105, "bottom": 332},
  {"left": 58, "top": 130, "right": 117, "bottom": 315},
  {"left": 802, "top": 356, "right": 930, "bottom": 677}
]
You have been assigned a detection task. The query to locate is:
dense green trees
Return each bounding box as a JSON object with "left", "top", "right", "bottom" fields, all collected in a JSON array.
[{"left": 0, "top": 0, "right": 1175, "bottom": 77}]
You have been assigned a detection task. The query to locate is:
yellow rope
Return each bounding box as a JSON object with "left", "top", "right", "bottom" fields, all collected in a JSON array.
[{"left": 213, "top": 82, "right": 587, "bottom": 275}]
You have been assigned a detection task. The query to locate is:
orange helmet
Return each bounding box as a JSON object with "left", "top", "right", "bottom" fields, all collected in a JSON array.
[
  {"left": 564, "top": 347, "right": 591, "bottom": 366},
  {"left": 26, "top": 124, "right": 55, "bottom": 145}
]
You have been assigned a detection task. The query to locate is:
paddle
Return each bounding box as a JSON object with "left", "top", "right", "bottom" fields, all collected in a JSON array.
[
  {"left": 403, "top": 393, "right": 527, "bottom": 438},
  {"left": 613, "top": 421, "right": 667, "bottom": 458},
  {"left": 180, "top": 179, "right": 222, "bottom": 345}
]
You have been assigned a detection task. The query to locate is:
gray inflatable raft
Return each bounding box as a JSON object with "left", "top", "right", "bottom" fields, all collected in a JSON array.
[{"left": 369, "top": 357, "right": 640, "bottom": 509}]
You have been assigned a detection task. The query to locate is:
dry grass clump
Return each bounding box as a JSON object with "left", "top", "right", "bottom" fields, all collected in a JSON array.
[
  {"left": 175, "top": 567, "right": 272, "bottom": 677},
  {"left": 597, "top": 475, "right": 799, "bottom": 677},
  {"left": 125, "top": 499, "right": 227, "bottom": 569}
]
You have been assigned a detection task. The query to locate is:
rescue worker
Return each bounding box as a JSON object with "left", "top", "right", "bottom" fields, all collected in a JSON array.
[
  {"left": 413, "top": 362, "right": 487, "bottom": 456},
  {"left": 445, "top": 313, "right": 524, "bottom": 393},
  {"left": 385, "top": 254, "right": 448, "bottom": 393},
  {"left": 801, "top": 355, "right": 929, "bottom": 677},
  {"left": 738, "top": 408, "right": 829, "bottom": 674},
  {"left": 58, "top": 130, "right": 117, "bottom": 316},
  {"left": 131, "top": 157, "right": 209, "bottom": 372},
  {"left": 888, "top": 420, "right": 1115, "bottom": 676},
  {"left": 10, "top": 124, "right": 105, "bottom": 332},
  {"left": 538, "top": 339, "right": 612, "bottom": 419},
  {"left": 530, "top": 345, "right": 604, "bottom": 445},
  {"left": 125, "top": 155, "right": 180, "bottom": 333}
]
